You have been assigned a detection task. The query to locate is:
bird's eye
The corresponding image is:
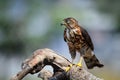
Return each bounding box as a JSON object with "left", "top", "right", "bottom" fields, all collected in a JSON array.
[{"left": 67, "top": 20, "right": 71, "bottom": 24}]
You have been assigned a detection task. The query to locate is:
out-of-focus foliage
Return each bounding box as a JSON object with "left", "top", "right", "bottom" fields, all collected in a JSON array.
[
  {"left": 0, "top": 0, "right": 52, "bottom": 55},
  {"left": 95, "top": 0, "right": 120, "bottom": 31}
]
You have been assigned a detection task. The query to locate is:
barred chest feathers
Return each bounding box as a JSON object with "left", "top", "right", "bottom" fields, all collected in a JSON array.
[{"left": 66, "top": 28, "right": 81, "bottom": 42}]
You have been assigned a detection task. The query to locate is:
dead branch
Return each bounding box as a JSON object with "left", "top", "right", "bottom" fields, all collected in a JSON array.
[{"left": 10, "top": 48, "right": 103, "bottom": 80}]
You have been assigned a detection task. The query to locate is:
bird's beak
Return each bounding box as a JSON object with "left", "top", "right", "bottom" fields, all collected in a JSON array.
[{"left": 60, "top": 20, "right": 66, "bottom": 26}]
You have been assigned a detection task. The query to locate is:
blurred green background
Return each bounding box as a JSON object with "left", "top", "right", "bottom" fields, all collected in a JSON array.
[{"left": 0, "top": 0, "right": 120, "bottom": 80}]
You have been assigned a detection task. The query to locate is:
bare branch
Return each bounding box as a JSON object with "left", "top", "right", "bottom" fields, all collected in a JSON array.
[
  {"left": 67, "top": 65, "right": 103, "bottom": 80},
  {"left": 11, "top": 48, "right": 103, "bottom": 80}
]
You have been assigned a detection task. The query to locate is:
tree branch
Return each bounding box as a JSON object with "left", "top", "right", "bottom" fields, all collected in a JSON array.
[{"left": 10, "top": 48, "right": 103, "bottom": 80}]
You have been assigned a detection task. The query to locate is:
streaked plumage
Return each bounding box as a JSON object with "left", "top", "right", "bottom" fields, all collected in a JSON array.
[{"left": 61, "top": 17, "right": 103, "bottom": 69}]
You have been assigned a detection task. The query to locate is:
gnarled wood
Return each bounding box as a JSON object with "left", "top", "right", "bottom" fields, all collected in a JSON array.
[{"left": 11, "top": 48, "right": 103, "bottom": 80}]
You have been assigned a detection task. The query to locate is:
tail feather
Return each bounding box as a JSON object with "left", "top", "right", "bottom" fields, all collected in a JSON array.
[{"left": 84, "top": 55, "right": 104, "bottom": 69}]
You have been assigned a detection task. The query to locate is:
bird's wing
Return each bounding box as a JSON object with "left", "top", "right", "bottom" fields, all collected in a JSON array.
[{"left": 80, "top": 27, "right": 94, "bottom": 50}]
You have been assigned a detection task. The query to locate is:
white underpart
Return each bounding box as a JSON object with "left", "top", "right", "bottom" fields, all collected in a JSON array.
[
  {"left": 66, "top": 29, "right": 70, "bottom": 40},
  {"left": 66, "top": 28, "right": 78, "bottom": 41},
  {"left": 91, "top": 51, "right": 94, "bottom": 55}
]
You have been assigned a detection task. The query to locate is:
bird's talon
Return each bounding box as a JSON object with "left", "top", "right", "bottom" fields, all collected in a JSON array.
[
  {"left": 65, "top": 67, "right": 70, "bottom": 72},
  {"left": 77, "top": 63, "right": 82, "bottom": 67},
  {"left": 65, "top": 64, "right": 73, "bottom": 72}
]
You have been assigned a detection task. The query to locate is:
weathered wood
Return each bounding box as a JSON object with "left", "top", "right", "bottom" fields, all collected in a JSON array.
[
  {"left": 11, "top": 48, "right": 103, "bottom": 80},
  {"left": 67, "top": 65, "right": 103, "bottom": 80}
]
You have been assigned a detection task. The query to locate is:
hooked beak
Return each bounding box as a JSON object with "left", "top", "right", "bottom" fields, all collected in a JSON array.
[{"left": 60, "top": 20, "right": 66, "bottom": 26}]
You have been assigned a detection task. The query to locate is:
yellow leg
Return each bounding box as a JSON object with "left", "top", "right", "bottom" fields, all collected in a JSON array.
[
  {"left": 65, "top": 64, "right": 72, "bottom": 72},
  {"left": 65, "top": 58, "right": 74, "bottom": 72},
  {"left": 77, "top": 57, "right": 83, "bottom": 67}
]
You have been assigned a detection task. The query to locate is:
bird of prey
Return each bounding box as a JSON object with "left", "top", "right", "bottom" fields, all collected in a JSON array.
[{"left": 61, "top": 17, "right": 103, "bottom": 70}]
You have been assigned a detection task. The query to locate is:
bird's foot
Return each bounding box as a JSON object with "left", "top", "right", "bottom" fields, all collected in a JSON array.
[
  {"left": 76, "top": 57, "right": 83, "bottom": 67},
  {"left": 65, "top": 64, "right": 73, "bottom": 72},
  {"left": 76, "top": 63, "right": 82, "bottom": 68}
]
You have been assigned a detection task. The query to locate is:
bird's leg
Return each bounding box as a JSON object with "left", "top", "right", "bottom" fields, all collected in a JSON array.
[
  {"left": 77, "top": 57, "right": 83, "bottom": 67},
  {"left": 65, "top": 59, "right": 74, "bottom": 72},
  {"left": 71, "top": 58, "right": 74, "bottom": 64}
]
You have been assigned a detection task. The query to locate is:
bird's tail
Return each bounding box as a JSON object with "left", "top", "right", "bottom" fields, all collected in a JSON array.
[{"left": 83, "top": 54, "right": 104, "bottom": 69}]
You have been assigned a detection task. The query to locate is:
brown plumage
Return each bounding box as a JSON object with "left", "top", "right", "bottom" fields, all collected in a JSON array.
[{"left": 61, "top": 17, "right": 104, "bottom": 69}]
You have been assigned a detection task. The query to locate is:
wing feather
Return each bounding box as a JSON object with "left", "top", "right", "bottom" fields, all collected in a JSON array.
[{"left": 80, "top": 27, "right": 94, "bottom": 50}]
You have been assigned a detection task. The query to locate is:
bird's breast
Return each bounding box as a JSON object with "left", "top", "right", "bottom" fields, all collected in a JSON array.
[
  {"left": 66, "top": 29, "right": 70, "bottom": 40},
  {"left": 66, "top": 29, "right": 74, "bottom": 41},
  {"left": 66, "top": 29, "right": 82, "bottom": 42}
]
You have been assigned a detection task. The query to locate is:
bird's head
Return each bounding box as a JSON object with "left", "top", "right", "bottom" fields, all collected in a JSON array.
[{"left": 61, "top": 17, "right": 78, "bottom": 29}]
